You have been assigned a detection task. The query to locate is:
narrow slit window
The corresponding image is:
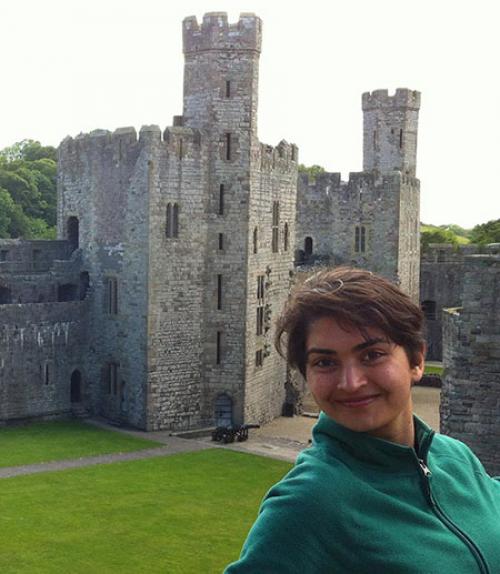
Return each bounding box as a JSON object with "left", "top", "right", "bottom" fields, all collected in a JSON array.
[
  {"left": 173, "top": 204, "right": 179, "bottom": 238},
  {"left": 216, "top": 331, "right": 222, "bottom": 364},
  {"left": 253, "top": 227, "right": 258, "bottom": 254},
  {"left": 256, "top": 306, "right": 264, "bottom": 336},
  {"left": 107, "top": 277, "right": 118, "bottom": 314},
  {"left": 179, "top": 138, "right": 184, "bottom": 159},
  {"left": 225, "top": 80, "right": 231, "bottom": 98},
  {"left": 272, "top": 201, "right": 280, "bottom": 253},
  {"left": 44, "top": 363, "right": 50, "bottom": 385},
  {"left": 226, "top": 133, "right": 231, "bottom": 161},
  {"left": 219, "top": 184, "right": 224, "bottom": 215},
  {"left": 255, "top": 349, "right": 263, "bottom": 367},
  {"left": 218, "top": 233, "right": 224, "bottom": 250},
  {"left": 399, "top": 129, "right": 403, "bottom": 149},
  {"left": 283, "top": 222, "right": 289, "bottom": 251},
  {"left": 217, "top": 274, "right": 222, "bottom": 310},
  {"left": 166, "top": 203, "right": 172, "bottom": 237}
]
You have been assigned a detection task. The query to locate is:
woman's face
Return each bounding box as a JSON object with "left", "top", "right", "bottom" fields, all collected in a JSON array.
[{"left": 305, "top": 316, "right": 424, "bottom": 446}]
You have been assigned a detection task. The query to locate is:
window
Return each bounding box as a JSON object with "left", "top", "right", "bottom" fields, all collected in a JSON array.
[
  {"left": 179, "top": 138, "right": 184, "bottom": 159},
  {"left": 399, "top": 129, "right": 403, "bottom": 149},
  {"left": 218, "top": 233, "right": 224, "bottom": 250},
  {"left": 166, "top": 203, "right": 179, "bottom": 238},
  {"left": 253, "top": 227, "right": 258, "bottom": 254},
  {"left": 217, "top": 274, "right": 222, "bottom": 310},
  {"left": 225, "top": 133, "right": 232, "bottom": 160},
  {"left": 272, "top": 201, "right": 280, "bottom": 253},
  {"left": 106, "top": 363, "right": 119, "bottom": 395},
  {"left": 355, "top": 226, "right": 367, "bottom": 253},
  {"left": 106, "top": 277, "right": 118, "bottom": 314},
  {"left": 216, "top": 331, "right": 222, "bottom": 364},
  {"left": 219, "top": 184, "right": 224, "bottom": 215},
  {"left": 256, "top": 306, "right": 264, "bottom": 336},
  {"left": 173, "top": 204, "right": 179, "bottom": 237},
  {"left": 257, "top": 275, "right": 265, "bottom": 300},
  {"left": 225, "top": 80, "right": 231, "bottom": 98},
  {"left": 0, "top": 250, "right": 8, "bottom": 262},
  {"left": 283, "top": 222, "right": 289, "bottom": 251},
  {"left": 255, "top": 349, "right": 263, "bottom": 367},
  {"left": 44, "top": 363, "right": 50, "bottom": 385}
]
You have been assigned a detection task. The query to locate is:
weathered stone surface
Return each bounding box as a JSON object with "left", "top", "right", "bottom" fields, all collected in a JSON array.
[{"left": 441, "top": 255, "right": 500, "bottom": 475}]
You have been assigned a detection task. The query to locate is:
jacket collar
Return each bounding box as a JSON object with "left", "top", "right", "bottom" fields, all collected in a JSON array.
[{"left": 312, "top": 412, "right": 435, "bottom": 472}]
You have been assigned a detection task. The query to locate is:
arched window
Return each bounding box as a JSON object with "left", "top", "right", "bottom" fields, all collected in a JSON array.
[
  {"left": 304, "top": 237, "right": 313, "bottom": 257},
  {"left": 214, "top": 393, "right": 233, "bottom": 427},
  {"left": 70, "top": 370, "right": 82, "bottom": 403},
  {"left": 67, "top": 217, "right": 79, "bottom": 251}
]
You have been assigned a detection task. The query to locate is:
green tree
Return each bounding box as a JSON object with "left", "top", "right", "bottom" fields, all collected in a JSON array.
[
  {"left": 298, "top": 164, "right": 326, "bottom": 180},
  {"left": 0, "top": 140, "right": 57, "bottom": 238},
  {"left": 469, "top": 219, "right": 500, "bottom": 245},
  {"left": 421, "top": 227, "right": 459, "bottom": 252}
]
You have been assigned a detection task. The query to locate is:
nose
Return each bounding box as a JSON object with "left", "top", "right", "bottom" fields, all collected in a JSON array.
[{"left": 337, "top": 364, "right": 367, "bottom": 392}]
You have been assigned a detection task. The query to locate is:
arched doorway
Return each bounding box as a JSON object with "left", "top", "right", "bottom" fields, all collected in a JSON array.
[
  {"left": 70, "top": 370, "right": 82, "bottom": 403},
  {"left": 67, "top": 217, "right": 79, "bottom": 252},
  {"left": 304, "top": 236, "right": 313, "bottom": 257},
  {"left": 214, "top": 393, "right": 233, "bottom": 427}
]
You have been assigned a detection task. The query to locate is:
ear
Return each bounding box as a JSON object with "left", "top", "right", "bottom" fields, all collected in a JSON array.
[{"left": 411, "top": 343, "right": 426, "bottom": 383}]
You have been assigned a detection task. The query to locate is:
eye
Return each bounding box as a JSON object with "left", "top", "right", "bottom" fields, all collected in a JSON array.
[
  {"left": 309, "top": 357, "right": 337, "bottom": 370},
  {"left": 361, "top": 349, "right": 386, "bottom": 364}
]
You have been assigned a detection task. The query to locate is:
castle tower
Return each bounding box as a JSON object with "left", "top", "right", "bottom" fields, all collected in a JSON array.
[
  {"left": 180, "top": 13, "right": 296, "bottom": 426},
  {"left": 182, "top": 12, "right": 261, "bottom": 136},
  {"left": 362, "top": 89, "right": 420, "bottom": 176}
]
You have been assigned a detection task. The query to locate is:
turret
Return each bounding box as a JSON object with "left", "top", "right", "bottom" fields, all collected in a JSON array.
[
  {"left": 182, "top": 13, "right": 262, "bottom": 136},
  {"left": 362, "top": 88, "right": 420, "bottom": 176}
]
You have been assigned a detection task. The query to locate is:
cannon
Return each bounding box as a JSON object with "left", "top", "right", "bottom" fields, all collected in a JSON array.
[{"left": 211, "top": 424, "right": 260, "bottom": 444}]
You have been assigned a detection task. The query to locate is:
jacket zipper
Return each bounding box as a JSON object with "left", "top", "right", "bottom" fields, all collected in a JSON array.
[{"left": 417, "top": 458, "right": 490, "bottom": 574}]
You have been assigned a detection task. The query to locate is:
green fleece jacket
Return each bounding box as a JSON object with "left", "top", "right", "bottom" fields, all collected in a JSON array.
[{"left": 225, "top": 414, "right": 500, "bottom": 573}]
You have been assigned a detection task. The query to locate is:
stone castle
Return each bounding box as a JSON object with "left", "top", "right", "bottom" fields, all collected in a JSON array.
[{"left": 1, "top": 13, "right": 497, "bottom": 472}]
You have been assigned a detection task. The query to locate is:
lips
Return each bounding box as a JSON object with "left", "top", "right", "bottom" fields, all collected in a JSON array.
[{"left": 336, "top": 395, "right": 380, "bottom": 408}]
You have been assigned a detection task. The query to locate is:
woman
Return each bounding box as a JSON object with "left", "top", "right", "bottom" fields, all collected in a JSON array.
[{"left": 225, "top": 268, "right": 500, "bottom": 573}]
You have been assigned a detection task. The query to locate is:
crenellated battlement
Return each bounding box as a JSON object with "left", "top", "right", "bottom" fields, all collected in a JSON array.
[
  {"left": 259, "top": 140, "right": 298, "bottom": 172},
  {"left": 183, "top": 12, "right": 262, "bottom": 54},
  {"left": 362, "top": 88, "right": 420, "bottom": 111}
]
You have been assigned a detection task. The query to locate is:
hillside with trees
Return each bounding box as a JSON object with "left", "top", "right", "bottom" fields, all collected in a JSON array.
[{"left": 0, "top": 140, "right": 57, "bottom": 239}]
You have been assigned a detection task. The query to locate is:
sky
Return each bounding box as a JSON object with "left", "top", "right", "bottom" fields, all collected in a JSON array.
[{"left": 2, "top": 0, "right": 499, "bottom": 228}]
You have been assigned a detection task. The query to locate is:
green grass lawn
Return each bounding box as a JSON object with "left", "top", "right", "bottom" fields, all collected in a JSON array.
[
  {"left": 0, "top": 421, "right": 161, "bottom": 468},
  {"left": 0, "top": 449, "right": 291, "bottom": 574},
  {"left": 424, "top": 365, "right": 444, "bottom": 376}
]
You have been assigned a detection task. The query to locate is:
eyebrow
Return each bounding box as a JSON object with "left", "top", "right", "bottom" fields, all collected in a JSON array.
[{"left": 306, "top": 338, "right": 388, "bottom": 358}]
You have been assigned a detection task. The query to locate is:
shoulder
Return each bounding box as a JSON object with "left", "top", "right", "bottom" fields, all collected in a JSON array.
[
  {"left": 224, "top": 447, "right": 351, "bottom": 573},
  {"left": 430, "top": 432, "right": 489, "bottom": 477}
]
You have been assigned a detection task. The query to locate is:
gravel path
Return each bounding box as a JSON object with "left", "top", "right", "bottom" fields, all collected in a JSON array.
[
  {"left": 0, "top": 426, "right": 212, "bottom": 480},
  {"left": 0, "top": 389, "right": 440, "bottom": 478}
]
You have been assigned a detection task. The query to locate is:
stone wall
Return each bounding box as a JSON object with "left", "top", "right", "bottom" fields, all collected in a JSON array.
[
  {"left": 441, "top": 255, "right": 500, "bottom": 475},
  {"left": 420, "top": 243, "right": 490, "bottom": 360},
  {"left": 0, "top": 299, "right": 89, "bottom": 423},
  {"left": 58, "top": 127, "right": 152, "bottom": 428}
]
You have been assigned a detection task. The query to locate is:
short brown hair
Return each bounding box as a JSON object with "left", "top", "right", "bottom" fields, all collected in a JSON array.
[{"left": 275, "top": 267, "right": 425, "bottom": 377}]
